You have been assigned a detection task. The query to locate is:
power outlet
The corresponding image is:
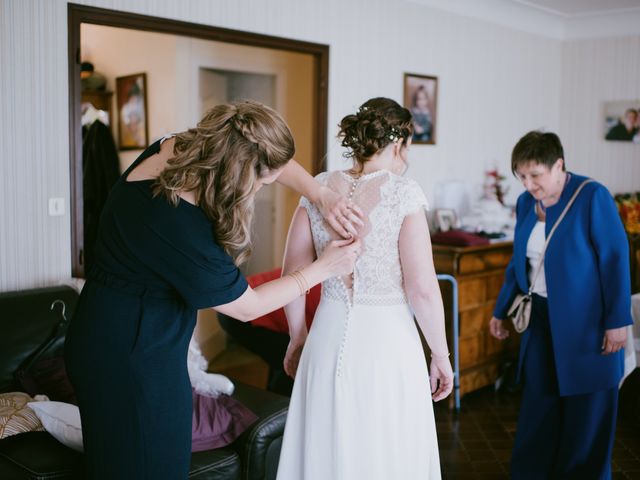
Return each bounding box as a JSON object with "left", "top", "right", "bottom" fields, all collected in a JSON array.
[{"left": 48, "top": 198, "right": 65, "bottom": 216}]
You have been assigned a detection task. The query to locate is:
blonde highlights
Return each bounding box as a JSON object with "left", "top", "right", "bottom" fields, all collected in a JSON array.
[{"left": 153, "top": 101, "right": 295, "bottom": 265}]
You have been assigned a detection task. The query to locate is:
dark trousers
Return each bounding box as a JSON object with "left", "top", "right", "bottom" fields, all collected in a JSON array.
[{"left": 511, "top": 295, "right": 618, "bottom": 480}]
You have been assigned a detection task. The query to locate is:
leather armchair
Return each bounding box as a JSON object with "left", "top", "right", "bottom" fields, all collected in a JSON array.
[{"left": 0, "top": 286, "right": 288, "bottom": 480}]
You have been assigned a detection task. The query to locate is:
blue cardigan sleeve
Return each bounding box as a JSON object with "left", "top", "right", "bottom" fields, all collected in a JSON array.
[
  {"left": 589, "top": 185, "right": 633, "bottom": 329},
  {"left": 492, "top": 195, "right": 524, "bottom": 320}
]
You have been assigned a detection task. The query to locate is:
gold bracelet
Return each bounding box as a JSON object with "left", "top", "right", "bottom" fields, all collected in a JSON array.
[
  {"left": 289, "top": 270, "right": 310, "bottom": 296},
  {"left": 289, "top": 271, "right": 304, "bottom": 296}
]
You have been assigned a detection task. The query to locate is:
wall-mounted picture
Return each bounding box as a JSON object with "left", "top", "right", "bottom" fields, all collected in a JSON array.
[
  {"left": 404, "top": 73, "right": 438, "bottom": 145},
  {"left": 116, "top": 72, "right": 149, "bottom": 150},
  {"left": 604, "top": 100, "right": 640, "bottom": 143},
  {"left": 435, "top": 208, "right": 457, "bottom": 232}
]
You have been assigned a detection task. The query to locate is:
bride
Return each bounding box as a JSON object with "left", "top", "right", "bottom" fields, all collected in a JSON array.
[{"left": 276, "top": 97, "right": 453, "bottom": 479}]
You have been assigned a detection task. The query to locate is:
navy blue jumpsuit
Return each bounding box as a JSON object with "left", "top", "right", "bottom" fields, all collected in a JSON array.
[{"left": 65, "top": 140, "right": 248, "bottom": 479}]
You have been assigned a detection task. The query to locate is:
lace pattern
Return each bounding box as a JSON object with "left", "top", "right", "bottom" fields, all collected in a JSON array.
[{"left": 300, "top": 170, "right": 428, "bottom": 308}]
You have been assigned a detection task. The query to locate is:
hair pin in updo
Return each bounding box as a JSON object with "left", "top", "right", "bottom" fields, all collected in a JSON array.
[
  {"left": 388, "top": 127, "right": 401, "bottom": 142},
  {"left": 357, "top": 106, "right": 369, "bottom": 114}
]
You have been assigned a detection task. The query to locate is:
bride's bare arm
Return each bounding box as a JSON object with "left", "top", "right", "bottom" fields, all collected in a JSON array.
[
  {"left": 281, "top": 207, "right": 317, "bottom": 377},
  {"left": 399, "top": 211, "right": 453, "bottom": 401}
]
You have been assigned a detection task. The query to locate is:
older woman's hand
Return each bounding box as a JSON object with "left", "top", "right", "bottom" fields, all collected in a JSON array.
[
  {"left": 317, "top": 185, "right": 365, "bottom": 238},
  {"left": 601, "top": 326, "right": 628, "bottom": 355},
  {"left": 489, "top": 316, "right": 510, "bottom": 340}
]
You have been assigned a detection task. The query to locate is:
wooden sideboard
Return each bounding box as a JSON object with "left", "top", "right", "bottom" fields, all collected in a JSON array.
[{"left": 432, "top": 241, "right": 518, "bottom": 397}]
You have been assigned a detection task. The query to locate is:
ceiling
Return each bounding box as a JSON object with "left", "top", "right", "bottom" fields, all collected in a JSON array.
[
  {"left": 406, "top": 0, "right": 640, "bottom": 39},
  {"left": 512, "top": 0, "right": 640, "bottom": 18}
]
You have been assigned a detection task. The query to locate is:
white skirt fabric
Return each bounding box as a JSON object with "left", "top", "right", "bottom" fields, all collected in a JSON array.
[{"left": 276, "top": 298, "right": 441, "bottom": 480}]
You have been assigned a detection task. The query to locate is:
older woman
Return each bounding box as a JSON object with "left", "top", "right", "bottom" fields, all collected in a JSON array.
[
  {"left": 65, "top": 101, "right": 362, "bottom": 479},
  {"left": 489, "top": 131, "right": 632, "bottom": 479}
]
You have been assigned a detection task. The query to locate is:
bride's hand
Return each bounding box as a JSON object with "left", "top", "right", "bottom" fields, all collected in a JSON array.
[
  {"left": 317, "top": 185, "right": 364, "bottom": 238},
  {"left": 283, "top": 338, "right": 306, "bottom": 378},
  {"left": 430, "top": 355, "right": 454, "bottom": 402}
]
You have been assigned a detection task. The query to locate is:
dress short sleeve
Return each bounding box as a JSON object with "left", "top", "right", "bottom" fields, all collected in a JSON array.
[
  {"left": 398, "top": 178, "right": 429, "bottom": 219},
  {"left": 143, "top": 220, "right": 248, "bottom": 310}
]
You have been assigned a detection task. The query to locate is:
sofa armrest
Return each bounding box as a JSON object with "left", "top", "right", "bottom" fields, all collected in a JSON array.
[{"left": 231, "top": 383, "right": 289, "bottom": 480}]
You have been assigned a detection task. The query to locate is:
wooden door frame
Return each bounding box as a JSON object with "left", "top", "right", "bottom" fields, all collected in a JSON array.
[{"left": 68, "top": 3, "right": 329, "bottom": 277}]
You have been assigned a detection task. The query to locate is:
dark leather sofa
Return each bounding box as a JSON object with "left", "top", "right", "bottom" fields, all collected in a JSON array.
[{"left": 0, "top": 286, "right": 288, "bottom": 480}]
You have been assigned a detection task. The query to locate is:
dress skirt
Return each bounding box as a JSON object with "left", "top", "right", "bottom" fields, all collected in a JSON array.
[{"left": 276, "top": 298, "right": 441, "bottom": 480}]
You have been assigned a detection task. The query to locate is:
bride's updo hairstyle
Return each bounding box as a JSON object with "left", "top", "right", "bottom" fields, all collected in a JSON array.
[{"left": 338, "top": 97, "right": 413, "bottom": 166}]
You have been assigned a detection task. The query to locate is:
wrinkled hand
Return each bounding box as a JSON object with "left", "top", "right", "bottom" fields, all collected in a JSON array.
[
  {"left": 489, "top": 316, "right": 509, "bottom": 340},
  {"left": 601, "top": 326, "right": 627, "bottom": 355},
  {"left": 283, "top": 339, "right": 306, "bottom": 378},
  {"left": 319, "top": 237, "right": 362, "bottom": 277},
  {"left": 317, "top": 186, "right": 365, "bottom": 238},
  {"left": 430, "top": 356, "right": 454, "bottom": 402}
]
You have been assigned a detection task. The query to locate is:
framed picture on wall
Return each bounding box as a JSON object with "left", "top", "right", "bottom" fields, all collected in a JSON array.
[
  {"left": 435, "top": 208, "right": 457, "bottom": 232},
  {"left": 604, "top": 101, "right": 640, "bottom": 143},
  {"left": 116, "top": 72, "right": 149, "bottom": 150},
  {"left": 403, "top": 73, "right": 438, "bottom": 145}
]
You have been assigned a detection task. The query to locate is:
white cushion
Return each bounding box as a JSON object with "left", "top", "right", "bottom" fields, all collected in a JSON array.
[{"left": 27, "top": 401, "right": 83, "bottom": 452}]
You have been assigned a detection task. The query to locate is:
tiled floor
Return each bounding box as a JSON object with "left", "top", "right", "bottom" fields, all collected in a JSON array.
[
  {"left": 212, "top": 347, "right": 640, "bottom": 479},
  {"left": 433, "top": 385, "right": 640, "bottom": 480}
]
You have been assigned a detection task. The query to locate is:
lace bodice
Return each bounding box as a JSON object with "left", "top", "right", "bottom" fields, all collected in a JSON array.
[{"left": 300, "top": 170, "right": 428, "bottom": 306}]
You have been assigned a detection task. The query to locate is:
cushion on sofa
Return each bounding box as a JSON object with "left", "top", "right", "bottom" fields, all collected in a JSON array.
[
  {"left": 247, "top": 268, "right": 320, "bottom": 334},
  {"left": 28, "top": 401, "right": 83, "bottom": 452},
  {"left": 0, "top": 392, "right": 45, "bottom": 439}
]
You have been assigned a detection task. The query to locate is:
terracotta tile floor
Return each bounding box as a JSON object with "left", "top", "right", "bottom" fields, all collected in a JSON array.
[{"left": 434, "top": 385, "right": 640, "bottom": 480}]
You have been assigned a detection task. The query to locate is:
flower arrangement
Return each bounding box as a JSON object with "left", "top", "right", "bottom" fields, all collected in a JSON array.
[
  {"left": 615, "top": 192, "right": 640, "bottom": 234},
  {"left": 483, "top": 168, "right": 510, "bottom": 206}
]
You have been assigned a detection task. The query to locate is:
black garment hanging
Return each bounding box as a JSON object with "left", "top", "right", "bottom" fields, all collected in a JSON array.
[{"left": 82, "top": 120, "right": 120, "bottom": 272}]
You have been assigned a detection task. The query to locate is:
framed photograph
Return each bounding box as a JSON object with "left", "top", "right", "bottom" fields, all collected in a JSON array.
[
  {"left": 435, "top": 209, "right": 457, "bottom": 232},
  {"left": 604, "top": 101, "right": 640, "bottom": 143},
  {"left": 116, "top": 72, "right": 149, "bottom": 150},
  {"left": 404, "top": 73, "right": 438, "bottom": 145}
]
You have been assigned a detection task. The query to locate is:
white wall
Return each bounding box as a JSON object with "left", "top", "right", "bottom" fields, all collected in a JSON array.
[
  {"left": 81, "top": 24, "right": 179, "bottom": 171},
  {"left": 559, "top": 36, "right": 640, "bottom": 193},
  {"left": 1, "top": 0, "right": 632, "bottom": 292}
]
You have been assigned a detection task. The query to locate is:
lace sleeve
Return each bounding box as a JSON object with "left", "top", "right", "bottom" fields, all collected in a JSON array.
[{"left": 398, "top": 178, "right": 429, "bottom": 218}]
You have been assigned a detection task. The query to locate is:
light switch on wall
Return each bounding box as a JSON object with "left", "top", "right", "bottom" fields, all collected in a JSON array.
[{"left": 48, "top": 198, "right": 65, "bottom": 216}]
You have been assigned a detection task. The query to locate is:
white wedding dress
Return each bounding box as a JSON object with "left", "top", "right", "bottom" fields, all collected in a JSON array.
[{"left": 276, "top": 170, "right": 441, "bottom": 480}]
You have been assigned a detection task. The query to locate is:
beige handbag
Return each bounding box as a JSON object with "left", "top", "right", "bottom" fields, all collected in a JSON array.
[{"left": 507, "top": 179, "right": 593, "bottom": 333}]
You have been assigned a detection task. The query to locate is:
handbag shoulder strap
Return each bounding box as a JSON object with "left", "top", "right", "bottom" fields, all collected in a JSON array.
[{"left": 528, "top": 178, "right": 594, "bottom": 294}]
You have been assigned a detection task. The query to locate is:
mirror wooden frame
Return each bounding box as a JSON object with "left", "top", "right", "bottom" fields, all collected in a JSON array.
[{"left": 68, "top": 3, "right": 329, "bottom": 277}]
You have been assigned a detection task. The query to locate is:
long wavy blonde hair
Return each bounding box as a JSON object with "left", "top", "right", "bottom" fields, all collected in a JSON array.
[{"left": 153, "top": 101, "right": 295, "bottom": 265}]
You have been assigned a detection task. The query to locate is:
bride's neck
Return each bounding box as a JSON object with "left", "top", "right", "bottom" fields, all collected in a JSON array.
[{"left": 355, "top": 150, "right": 394, "bottom": 175}]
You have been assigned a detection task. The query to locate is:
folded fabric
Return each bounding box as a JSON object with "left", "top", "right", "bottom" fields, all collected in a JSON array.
[
  {"left": 431, "top": 230, "right": 490, "bottom": 246},
  {"left": 191, "top": 389, "right": 258, "bottom": 452},
  {"left": 27, "top": 400, "right": 83, "bottom": 451},
  {"left": 26, "top": 390, "right": 258, "bottom": 453}
]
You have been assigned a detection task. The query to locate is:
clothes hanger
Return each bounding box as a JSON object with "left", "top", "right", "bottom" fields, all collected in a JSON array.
[{"left": 81, "top": 101, "right": 109, "bottom": 127}]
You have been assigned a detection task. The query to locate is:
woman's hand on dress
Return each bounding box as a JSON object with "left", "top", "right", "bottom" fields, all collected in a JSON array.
[
  {"left": 318, "top": 238, "right": 362, "bottom": 277},
  {"left": 317, "top": 185, "right": 365, "bottom": 238},
  {"left": 430, "top": 355, "right": 454, "bottom": 402},
  {"left": 489, "top": 316, "right": 510, "bottom": 340},
  {"left": 283, "top": 338, "right": 306, "bottom": 378},
  {"left": 601, "top": 326, "right": 627, "bottom": 355}
]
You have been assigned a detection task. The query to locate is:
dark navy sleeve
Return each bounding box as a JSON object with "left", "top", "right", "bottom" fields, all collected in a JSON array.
[{"left": 141, "top": 215, "right": 248, "bottom": 310}]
